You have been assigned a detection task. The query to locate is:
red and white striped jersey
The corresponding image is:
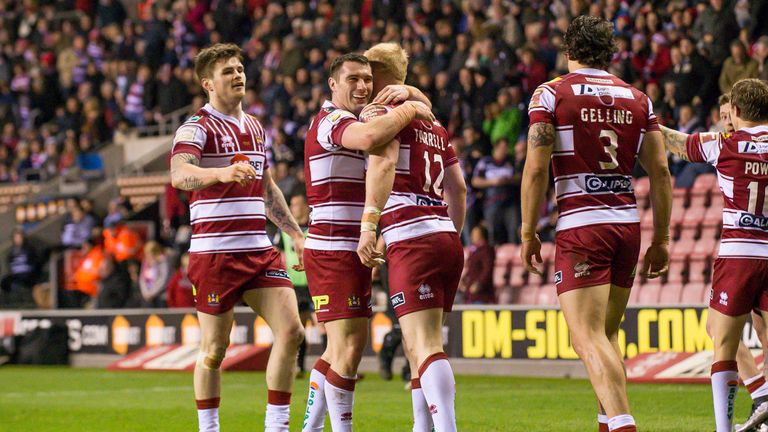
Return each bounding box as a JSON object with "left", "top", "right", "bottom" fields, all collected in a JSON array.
[
  {"left": 687, "top": 126, "right": 768, "bottom": 259},
  {"left": 171, "top": 103, "right": 271, "bottom": 254},
  {"left": 361, "top": 104, "right": 458, "bottom": 245},
  {"left": 304, "top": 101, "right": 366, "bottom": 251},
  {"left": 528, "top": 68, "right": 659, "bottom": 232}
]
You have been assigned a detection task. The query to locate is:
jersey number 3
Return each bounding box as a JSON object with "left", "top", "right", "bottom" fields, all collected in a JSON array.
[
  {"left": 422, "top": 151, "right": 445, "bottom": 196},
  {"left": 599, "top": 130, "right": 619, "bottom": 170}
]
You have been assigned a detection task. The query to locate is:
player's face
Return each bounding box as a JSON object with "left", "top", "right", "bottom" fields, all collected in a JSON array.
[
  {"left": 722, "top": 102, "right": 735, "bottom": 132},
  {"left": 330, "top": 61, "right": 372, "bottom": 115},
  {"left": 205, "top": 57, "right": 246, "bottom": 103}
]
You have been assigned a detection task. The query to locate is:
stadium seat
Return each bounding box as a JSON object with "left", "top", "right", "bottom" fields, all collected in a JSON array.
[
  {"left": 691, "top": 237, "right": 718, "bottom": 261},
  {"left": 671, "top": 237, "right": 695, "bottom": 260},
  {"left": 628, "top": 285, "right": 642, "bottom": 305},
  {"left": 681, "top": 282, "right": 709, "bottom": 304},
  {"left": 509, "top": 266, "right": 528, "bottom": 288},
  {"left": 659, "top": 283, "right": 683, "bottom": 304},
  {"left": 638, "top": 280, "right": 662, "bottom": 304},
  {"left": 665, "top": 260, "right": 686, "bottom": 284},
  {"left": 703, "top": 202, "right": 723, "bottom": 228},
  {"left": 688, "top": 259, "right": 710, "bottom": 284},
  {"left": 530, "top": 260, "right": 552, "bottom": 286},
  {"left": 640, "top": 209, "right": 655, "bottom": 232},
  {"left": 539, "top": 241, "right": 556, "bottom": 262},
  {"left": 673, "top": 187, "right": 689, "bottom": 207},
  {"left": 537, "top": 285, "right": 559, "bottom": 305},
  {"left": 493, "top": 265, "right": 509, "bottom": 292},
  {"left": 692, "top": 173, "right": 717, "bottom": 198},
  {"left": 516, "top": 285, "right": 539, "bottom": 305},
  {"left": 633, "top": 176, "right": 651, "bottom": 208},
  {"left": 688, "top": 193, "right": 708, "bottom": 213},
  {"left": 670, "top": 198, "right": 686, "bottom": 232},
  {"left": 700, "top": 225, "right": 720, "bottom": 240},
  {"left": 681, "top": 206, "right": 704, "bottom": 228}
]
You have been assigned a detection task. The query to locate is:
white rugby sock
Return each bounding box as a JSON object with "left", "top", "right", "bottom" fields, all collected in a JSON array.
[
  {"left": 303, "top": 359, "right": 330, "bottom": 431},
  {"left": 598, "top": 413, "right": 609, "bottom": 432},
  {"left": 711, "top": 361, "right": 739, "bottom": 432},
  {"left": 608, "top": 414, "right": 636, "bottom": 431},
  {"left": 265, "top": 390, "right": 291, "bottom": 432},
  {"left": 418, "top": 352, "right": 456, "bottom": 432},
  {"left": 411, "top": 379, "right": 434, "bottom": 432},
  {"left": 325, "top": 368, "right": 355, "bottom": 432},
  {"left": 196, "top": 397, "right": 220, "bottom": 432},
  {"left": 746, "top": 373, "right": 768, "bottom": 399}
]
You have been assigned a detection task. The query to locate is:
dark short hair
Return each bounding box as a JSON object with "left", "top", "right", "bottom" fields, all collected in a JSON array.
[
  {"left": 194, "top": 43, "right": 243, "bottom": 82},
  {"left": 731, "top": 79, "right": 768, "bottom": 122},
  {"left": 329, "top": 53, "right": 369, "bottom": 80},
  {"left": 563, "top": 15, "right": 617, "bottom": 70},
  {"left": 718, "top": 93, "right": 730, "bottom": 106}
]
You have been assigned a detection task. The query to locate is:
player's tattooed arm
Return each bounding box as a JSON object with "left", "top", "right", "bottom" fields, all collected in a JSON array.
[
  {"left": 263, "top": 168, "right": 302, "bottom": 237},
  {"left": 170, "top": 153, "right": 206, "bottom": 191},
  {"left": 170, "top": 152, "right": 257, "bottom": 190},
  {"left": 659, "top": 125, "right": 690, "bottom": 162},
  {"left": 528, "top": 122, "right": 556, "bottom": 148}
]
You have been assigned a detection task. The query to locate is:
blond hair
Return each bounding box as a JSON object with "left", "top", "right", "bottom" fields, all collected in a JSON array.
[
  {"left": 364, "top": 43, "right": 408, "bottom": 83},
  {"left": 731, "top": 78, "right": 768, "bottom": 122}
]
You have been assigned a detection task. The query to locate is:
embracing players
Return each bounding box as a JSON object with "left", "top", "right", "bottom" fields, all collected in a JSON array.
[
  {"left": 520, "top": 16, "right": 672, "bottom": 432},
  {"left": 661, "top": 79, "right": 768, "bottom": 432},
  {"left": 170, "top": 43, "right": 305, "bottom": 432},
  {"left": 302, "top": 53, "right": 434, "bottom": 431},
  {"left": 357, "top": 42, "right": 467, "bottom": 432}
]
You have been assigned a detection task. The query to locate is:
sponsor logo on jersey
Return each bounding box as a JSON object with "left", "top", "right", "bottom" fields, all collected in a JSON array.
[
  {"left": 739, "top": 141, "right": 768, "bottom": 154},
  {"left": 312, "top": 295, "right": 330, "bottom": 312},
  {"left": 207, "top": 293, "right": 220, "bottom": 306},
  {"left": 390, "top": 292, "right": 406, "bottom": 308},
  {"left": 418, "top": 284, "right": 435, "bottom": 300},
  {"left": 584, "top": 175, "right": 633, "bottom": 194},
  {"left": 347, "top": 295, "right": 361, "bottom": 309},
  {"left": 188, "top": 115, "right": 202, "bottom": 122},
  {"left": 738, "top": 213, "right": 768, "bottom": 230},
  {"left": 266, "top": 270, "right": 290, "bottom": 279},
  {"left": 175, "top": 127, "right": 198, "bottom": 144},
  {"left": 574, "top": 261, "right": 591, "bottom": 278},
  {"left": 719, "top": 291, "right": 728, "bottom": 306},
  {"left": 554, "top": 271, "right": 563, "bottom": 284},
  {"left": 585, "top": 77, "right": 615, "bottom": 84},
  {"left": 416, "top": 195, "right": 444, "bottom": 206},
  {"left": 571, "top": 84, "right": 635, "bottom": 100}
]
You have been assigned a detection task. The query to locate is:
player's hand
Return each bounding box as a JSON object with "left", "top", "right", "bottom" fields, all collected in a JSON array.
[
  {"left": 290, "top": 233, "right": 305, "bottom": 271},
  {"left": 217, "top": 163, "right": 257, "bottom": 187},
  {"left": 373, "top": 85, "right": 411, "bottom": 105},
  {"left": 404, "top": 101, "right": 436, "bottom": 123},
  {"left": 521, "top": 234, "right": 543, "bottom": 276},
  {"left": 641, "top": 242, "right": 669, "bottom": 279},
  {"left": 357, "top": 230, "right": 384, "bottom": 268}
]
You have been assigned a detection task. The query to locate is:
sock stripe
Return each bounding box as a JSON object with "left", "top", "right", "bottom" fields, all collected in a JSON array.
[
  {"left": 195, "top": 397, "right": 220, "bottom": 410},
  {"left": 411, "top": 378, "right": 421, "bottom": 389},
  {"left": 267, "top": 389, "right": 291, "bottom": 406},
  {"left": 711, "top": 360, "right": 738, "bottom": 374},
  {"left": 326, "top": 368, "right": 356, "bottom": 392},
  {"left": 748, "top": 376, "right": 767, "bottom": 393},
  {"left": 417, "top": 351, "right": 449, "bottom": 378},
  {"left": 313, "top": 358, "right": 331, "bottom": 375}
]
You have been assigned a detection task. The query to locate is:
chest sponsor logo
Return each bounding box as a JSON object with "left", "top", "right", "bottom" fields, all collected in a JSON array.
[
  {"left": 418, "top": 284, "right": 435, "bottom": 300},
  {"left": 738, "top": 213, "right": 768, "bottom": 230},
  {"left": 390, "top": 292, "right": 406, "bottom": 308},
  {"left": 584, "top": 175, "right": 632, "bottom": 193},
  {"left": 739, "top": 141, "right": 768, "bottom": 154},
  {"left": 266, "top": 270, "right": 290, "bottom": 279}
]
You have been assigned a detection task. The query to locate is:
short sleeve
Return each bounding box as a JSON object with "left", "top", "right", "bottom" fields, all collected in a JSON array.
[
  {"left": 172, "top": 123, "right": 206, "bottom": 158},
  {"left": 528, "top": 83, "right": 556, "bottom": 125},
  {"left": 316, "top": 109, "right": 358, "bottom": 152},
  {"left": 646, "top": 97, "right": 660, "bottom": 132},
  {"left": 444, "top": 138, "right": 458, "bottom": 167},
  {"left": 686, "top": 132, "right": 723, "bottom": 165}
]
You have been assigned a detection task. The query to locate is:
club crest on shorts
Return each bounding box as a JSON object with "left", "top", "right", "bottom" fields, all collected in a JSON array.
[
  {"left": 390, "top": 292, "right": 405, "bottom": 308},
  {"left": 574, "top": 261, "right": 591, "bottom": 278},
  {"left": 554, "top": 271, "right": 562, "bottom": 284},
  {"left": 207, "top": 293, "right": 220, "bottom": 306},
  {"left": 719, "top": 291, "right": 728, "bottom": 306},
  {"left": 418, "top": 284, "right": 434, "bottom": 300},
  {"left": 347, "top": 295, "right": 361, "bottom": 309},
  {"left": 266, "top": 270, "right": 290, "bottom": 279}
]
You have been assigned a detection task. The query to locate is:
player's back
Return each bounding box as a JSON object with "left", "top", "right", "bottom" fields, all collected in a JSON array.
[
  {"left": 366, "top": 107, "right": 458, "bottom": 245},
  {"left": 303, "top": 101, "right": 366, "bottom": 251},
  {"left": 529, "top": 69, "right": 659, "bottom": 231}
]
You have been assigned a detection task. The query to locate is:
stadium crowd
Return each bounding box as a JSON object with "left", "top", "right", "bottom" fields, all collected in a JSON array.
[{"left": 2, "top": 0, "right": 768, "bottom": 308}]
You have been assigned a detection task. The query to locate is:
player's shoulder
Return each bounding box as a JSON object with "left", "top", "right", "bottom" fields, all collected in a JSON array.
[{"left": 319, "top": 102, "right": 357, "bottom": 123}]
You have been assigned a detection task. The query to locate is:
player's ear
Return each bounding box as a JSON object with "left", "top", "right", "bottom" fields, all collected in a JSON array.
[
  {"left": 328, "top": 76, "right": 336, "bottom": 92},
  {"left": 201, "top": 77, "right": 214, "bottom": 94}
]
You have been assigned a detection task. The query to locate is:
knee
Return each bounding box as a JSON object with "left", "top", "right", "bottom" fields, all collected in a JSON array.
[
  {"left": 198, "top": 344, "right": 227, "bottom": 370},
  {"left": 278, "top": 323, "right": 305, "bottom": 348}
]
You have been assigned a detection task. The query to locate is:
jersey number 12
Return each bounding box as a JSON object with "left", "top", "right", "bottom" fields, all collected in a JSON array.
[{"left": 422, "top": 151, "right": 445, "bottom": 196}]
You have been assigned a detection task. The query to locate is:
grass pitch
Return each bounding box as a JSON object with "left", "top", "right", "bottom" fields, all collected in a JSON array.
[{"left": 0, "top": 366, "right": 747, "bottom": 431}]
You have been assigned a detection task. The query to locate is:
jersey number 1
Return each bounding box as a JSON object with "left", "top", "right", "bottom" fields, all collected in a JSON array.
[
  {"left": 748, "top": 181, "right": 768, "bottom": 215},
  {"left": 423, "top": 151, "right": 445, "bottom": 196}
]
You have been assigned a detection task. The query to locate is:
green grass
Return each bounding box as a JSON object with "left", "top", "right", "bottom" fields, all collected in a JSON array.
[{"left": 0, "top": 366, "right": 750, "bottom": 431}]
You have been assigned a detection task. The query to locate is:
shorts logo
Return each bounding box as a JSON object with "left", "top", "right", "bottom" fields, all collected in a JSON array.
[
  {"left": 207, "top": 293, "right": 220, "bottom": 306},
  {"left": 554, "top": 271, "right": 563, "bottom": 284},
  {"left": 719, "top": 291, "right": 728, "bottom": 306},
  {"left": 574, "top": 261, "right": 591, "bottom": 278},
  {"left": 312, "top": 295, "right": 330, "bottom": 312},
  {"left": 391, "top": 292, "right": 405, "bottom": 308},
  {"left": 266, "top": 270, "right": 290, "bottom": 279},
  {"left": 347, "top": 295, "right": 361, "bottom": 309},
  {"left": 418, "top": 284, "right": 434, "bottom": 300}
]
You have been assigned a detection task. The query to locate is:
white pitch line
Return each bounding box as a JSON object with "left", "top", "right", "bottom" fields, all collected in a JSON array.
[{"left": 0, "top": 383, "right": 255, "bottom": 399}]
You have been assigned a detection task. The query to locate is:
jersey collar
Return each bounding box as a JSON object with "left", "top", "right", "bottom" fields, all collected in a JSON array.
[
  {"left": 740, "top": 125, "right": 768, "bottom": 134},
  {"left": 572, "top": 68, "right": 611, "bottom": 76},
  {"left": 203, "top": 103, "right": 245, "bottom": 129}
]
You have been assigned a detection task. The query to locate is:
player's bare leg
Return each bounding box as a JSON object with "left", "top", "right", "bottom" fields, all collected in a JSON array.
[
  {"left": 194, "top": 310, "right": 234, "bottom": 432},
  {"left": 735, "top": 310, "right": 768, "bottom": 432},
  {"left": 320, "top": 317, "right": 368, "bottom": 432},
  {"left": 559, "top": 283, "right": 636, "bottom": 431},
  {"left": 403, "top": 331, "right": 434, "bottom": 432},
  {"left": 707, "top": 309, "right": 749, "bottom": 432},
  {"left": 400, "top": 308, "right": 455, "bottom": 432},
  {"left": 754, "top": 312, "right": 768, "bottom": 369},
  {"left": 244, "top": 287, "right": 305, "bottom": 432}
]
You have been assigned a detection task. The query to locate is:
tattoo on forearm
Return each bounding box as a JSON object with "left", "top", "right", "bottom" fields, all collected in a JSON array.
[
  {"left": 660, "top": 126, "right": 690, "bottom": 161},
  {"left": 170, "top": 153, "right": 203, "bottom": 191},
  {"left": 529, "top": 123, "right": 555, "bottom": 148},
  {"left": 265, "top": 182, "right": 301, "bottom": 234}
]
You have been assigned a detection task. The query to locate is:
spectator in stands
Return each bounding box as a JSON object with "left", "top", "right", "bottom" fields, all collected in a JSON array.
[
  {"left": 692, "top": 0, "right": 740, "bottom": 66},
  {"left": 719, "top": 40, "right": 758, "bottom": 95},
  {"left": 60, "top": 201, "right": 96, "bottom": 249},
  {"left": 472, "top": 140, "right": 516, "bottom": 245},
  {"left": 67, "top": 236, "right": 104, "bottom": 308},
  {"left": 75, "top": 135, "right": 105, "bottom": 178},
  {"left": 753, "top": 36, "right": 768, "bottom": 81},
  {"left": 482, "top": 88, "right": 524, "bottom": 151},
  {"left": 0, "top": 228, "right": 39, "bottom": 308},
  {"left": 103, "top": 220, "right": 143, "bottom": 264},
  {"left": 166, "top": 253, "right": 194, "bottom": 308},
  {"left": 96, "top": 253, "right": 132, "bottom": 309},
  {"left": 138, "top": 241, "right": 170, "bottom": 308},
  {"left": 460, "top": 225, "right": 495, "bottom": 304}
]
